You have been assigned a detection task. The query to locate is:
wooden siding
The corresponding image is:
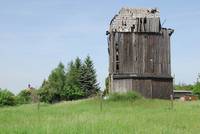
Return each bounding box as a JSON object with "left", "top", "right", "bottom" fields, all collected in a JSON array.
[
  {"left": 112, "top": 78, "right": 173, "bottom": 99},
  {"left": 108, "top": 8, "right": 173, "bottom": 99},
  {"left": 109, "top": 29, "right": 171, "bottom": 76},
  {"left": 108, "top": 29, "right": 173, "bottom": 99}
]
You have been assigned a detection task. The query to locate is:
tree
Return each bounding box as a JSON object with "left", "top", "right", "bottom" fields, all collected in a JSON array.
[
  {"left": 38, "top": 62, "right": 65, "bottom": 103},
  {"left": 0, "top": 89, "right": 16, "bottom": 106},
  {"left": 48, "top": 62, "right": 65, "bottom": 102},
  {"left": 16, "top": 89, "right": 32, "bottom": 104},
  {"left": 174, "top": 83, "right": 193, "bottom": 91},
  {"left": 17, "top": 87, "right": 39, "bottom": 104},
  {"left": 38, "top": 56, "right": 100, "bottom": 102},
  {"left": 80, "top": 56, "right": 100, "bottom": 97},
  {"left": 103, "top": 76, "right": 109, "bottom": 96},
  {"left": 193, "top": 74, "right": 200, "bottom": 99},
  {"left": 38, "top": 79, "right": 51, "bottom": 102},
  {"left": 62, "top": 58, "right": 84, "bottom": 100}
]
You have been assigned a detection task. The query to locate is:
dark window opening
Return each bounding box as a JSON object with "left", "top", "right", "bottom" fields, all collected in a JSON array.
[
  {"left": 144, "top": 17, "right": 147, "bottom": 24},
  {"left": 116, "top": 46, "right": 119, "bottom": 61},
  {"left": 131, "top": 25, "right": 135, "bottom": 32},
  {"left": 140, "top": 19, "right": 142, "bottom": 24},
  {"left": 116, "top": 63, "right": 119, "bottom": 71},
  {"left": 116, "top": 48, "right": 119, "bottom": 52},
  {"left": 115, "top": 43, "right": 119, "bottom": 71},
  {"left": 116, "top": 54, "right": 119, "bottom": 61}
]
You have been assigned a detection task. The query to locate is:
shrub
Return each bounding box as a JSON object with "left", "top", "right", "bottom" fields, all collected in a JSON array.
[
  {"left": 193, "top": 74, "right": 200, "bottom": 99},
  {"left": 62, "top": 84, "right": 84, "bottom": 100},
  {"left": 17, "top": 88, "right": 39, "bottom": 104},
  {"left": 103, "top": 77, "right": 109, "bottom": 96},
  {"left": 38, "top": 86, "right": 51, "bottom": 103},
  {"left": 193, "top": 82, "right": 200, "bottom": 99},
  {"left": 175, "top": 84, "right": 193, "bottom": 91},
  {"left": 0, "top": 89, "right": 16, "bottom": 106},
  {"left": 108, "top": 91, "right": 141, "bottom": 101},
  {"left": 16, "top": 89, "right": 32, "bottom": 104}
]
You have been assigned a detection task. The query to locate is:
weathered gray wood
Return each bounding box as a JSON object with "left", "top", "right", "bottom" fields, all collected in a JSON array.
[{"left": 108, "top": 8, "right": 173, "bottom": 99}]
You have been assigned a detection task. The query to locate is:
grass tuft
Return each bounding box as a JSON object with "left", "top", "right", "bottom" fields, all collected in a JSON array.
[{"left": 108, "top": 91, "right": 141, "bottom": 101}]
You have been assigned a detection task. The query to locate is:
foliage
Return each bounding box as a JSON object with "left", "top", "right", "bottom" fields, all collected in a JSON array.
[
  {"left": 39, "top": 56, "right": 99, "bottom": 103},
  {"left": 0, "top": 89, "right": 16, "bottom": 106},
  {"left": 174, "top": 83, "right": 193, "bottom": 91},
  {"left": 103, "top": 76, "right": 109, "bottom": 96},
  {"left": 79, "top": 56, "right": 100, "bottom": 97},
  {"left": 62, "top": 58, "right": 84, "bottom": 100},
  {"left": 38, "top": 80, "right": 51, "bottom": 103},
  {"left": 193, "top": 82, "right": 200, "bottom": 99},
  {"left": 193, "top": 74, "right": 200, "bottom": 99},
  {"left": 108, "top": 91, "right": 141, "bottom": 101},
  {"left": 48, "top": 62, "right": 65, "bottom": 102},
  {"left": 16, "top": 89, "right": 32, "bottom": 104},
  {"left": 38, "top": 62, "right": 65, "bottom": 103},
  {"left": 62, "top": 84, "right": 84, "bottom": 100},
  {"left": 17, "top": 88, "right": 39, "bottom": 104}
]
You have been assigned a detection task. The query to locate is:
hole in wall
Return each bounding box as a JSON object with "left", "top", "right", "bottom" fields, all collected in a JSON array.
[
  {"left": 116, "top": 63, "right": 119, "bottom": 71},
  {"left": 116, "top": 54, "right": 119, "bottom": 61},
  {"left": 144, "top": 17, "right": 147, "bottom": 24},
  {"left": 131, "top": 25, "right": 135, "bottom": 32}
]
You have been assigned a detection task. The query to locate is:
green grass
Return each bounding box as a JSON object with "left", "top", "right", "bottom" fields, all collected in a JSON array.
[
  {"left": 108, "top": 91, "right": 141, "bottom": 101},
  {"left": 0, "top": 99, "right": 200, "bottom": 134}
]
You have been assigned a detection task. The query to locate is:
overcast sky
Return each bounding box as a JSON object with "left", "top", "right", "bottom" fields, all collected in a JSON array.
[{"left": 0, "top": 0, "right": 200, "bottom": 94}]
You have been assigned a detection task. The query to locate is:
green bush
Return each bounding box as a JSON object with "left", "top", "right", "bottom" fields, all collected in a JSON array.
[
  {"left": 62, "top": 84, "right": 84, "bottom": 100},
  {"left": 193, "top": 82, "right": 200, "bottom": 99},
  {"left": 17, "top": 88, "right": 39, "bottom": 104},
  {"left": 103, "top": 76, "right": 109, "bottom": 96},
  {"left": 108, "top": 91, "right": 141, "bottom": 101},
  {"left": 16, "top": 89, "right": 32, "bottom": 104},
  {"left": 193, "top": 74, "right": 200, "bottom": 99},
  {"left": 0, "top": 89, "right": 16, "bottom": 106},
  {"left": 174, "top": 84, "right": 193, "bottom": 91}
]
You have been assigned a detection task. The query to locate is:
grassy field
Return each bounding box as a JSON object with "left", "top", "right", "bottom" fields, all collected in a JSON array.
[{"left": 0, "top": 98, "right": 200, "bottom": 134}]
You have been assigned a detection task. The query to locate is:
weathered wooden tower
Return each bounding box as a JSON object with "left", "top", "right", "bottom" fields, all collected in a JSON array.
[{"left": 107, "top": 8, "right": 174, "bottom": 99}]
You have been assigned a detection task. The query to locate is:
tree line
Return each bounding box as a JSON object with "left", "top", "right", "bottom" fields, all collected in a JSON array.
[
  {"left": 174, "top": 74, "right": 200, "bottom": 97},
  {"left": 0, "top": 56, "right": 100, "bottom": 106},
  {"left": 38, "top": 56, "right": 100, "bottom": 103}
]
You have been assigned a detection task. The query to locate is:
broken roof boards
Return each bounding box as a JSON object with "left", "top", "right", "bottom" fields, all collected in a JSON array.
[{"left": 109, "top": 8, "right": 161, "bottom": 33}]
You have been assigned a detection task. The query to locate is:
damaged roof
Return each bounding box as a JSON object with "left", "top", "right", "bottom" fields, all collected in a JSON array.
[{"left": 109, "top": 8, "right": 160, "bottom": 32}]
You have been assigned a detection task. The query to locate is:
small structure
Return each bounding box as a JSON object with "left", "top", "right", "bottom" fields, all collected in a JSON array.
[
  {"left": 173, "top": 90, "right": 192, "bottom": 99},
  {"left": 107, "top": 8, "right": 174, "bottom": 99},
  {"left": 173, "top": 90, "right": 198, "bottom": 101}
]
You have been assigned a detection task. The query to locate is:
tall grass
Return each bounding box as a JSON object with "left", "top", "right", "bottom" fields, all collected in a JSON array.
[
  {"left": 108, "top": 91, "right": 141, "bottom": 101},
  {"left": 0, "top": 99, "right": 200, "bottom": 134}
]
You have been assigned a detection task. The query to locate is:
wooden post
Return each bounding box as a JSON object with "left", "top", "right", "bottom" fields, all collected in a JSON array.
[
  {"left": 37, "top": 96, "right": 41, "bottom": 124},
  {"left": 37, "top": 101, "right": 40, "bottom": 112},
  {"left": 100, "top": 93, "right": 103, "bottom": 112},
  {"left": 97, "top": 92, "right": 103, "bottom": 112}
]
